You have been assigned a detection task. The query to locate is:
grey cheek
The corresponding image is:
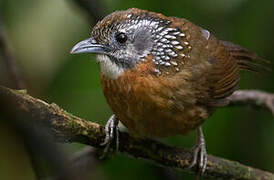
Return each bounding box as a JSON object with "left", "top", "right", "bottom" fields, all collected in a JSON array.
[{"left": 133, "top": 30, "right": 153, "bottom": 54}]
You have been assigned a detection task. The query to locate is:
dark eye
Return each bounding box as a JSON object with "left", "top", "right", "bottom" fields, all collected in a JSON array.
[{"left": 115, "top": 32, "right": 128, "bottom": 44}]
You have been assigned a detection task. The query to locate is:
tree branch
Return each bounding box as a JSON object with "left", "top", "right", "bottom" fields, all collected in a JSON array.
[
  {"left": 0, "top": 86, "right": 273, "bottom": 180},
  {"left": 228, "top": 90, "right": 274, "bottom": 115}
]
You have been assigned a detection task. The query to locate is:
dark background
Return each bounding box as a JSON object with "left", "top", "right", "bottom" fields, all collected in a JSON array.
[{"left": 0, "top": 0, "right": 273, "bottom": 179}]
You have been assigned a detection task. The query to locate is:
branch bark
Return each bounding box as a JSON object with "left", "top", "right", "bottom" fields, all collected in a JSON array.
[
  {"left": 228, "top": 90, "right": 274, "bottom": 115},
  {"left": 0, "top": 86, "right": 273, "bottom": 180}
]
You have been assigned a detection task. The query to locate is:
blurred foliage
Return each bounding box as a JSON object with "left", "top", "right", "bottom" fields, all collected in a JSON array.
[{"left": 0, "top": 0, "right": 273, "bottom": 179}]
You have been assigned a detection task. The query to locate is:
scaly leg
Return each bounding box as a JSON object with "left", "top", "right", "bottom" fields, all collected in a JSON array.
[
  {"left": 100, "top": 114, "right": 119, "bottom": 159},
  {"left": 189, "top": 126, "right": 207, "bottom": 173}
]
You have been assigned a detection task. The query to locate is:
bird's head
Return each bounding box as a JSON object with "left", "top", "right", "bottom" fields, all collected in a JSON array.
[{"left": 71, "top": 8, "right": 190, "bottom": 79}]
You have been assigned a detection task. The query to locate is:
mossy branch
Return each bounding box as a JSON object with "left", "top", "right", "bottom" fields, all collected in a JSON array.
[{"left": 0, "top": 86, "right": 273, "bottom": 180}]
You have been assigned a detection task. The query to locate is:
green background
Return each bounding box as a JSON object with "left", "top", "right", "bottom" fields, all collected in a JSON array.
[{"left": 0, "top": 0, "right": 273, "bottom": 179}]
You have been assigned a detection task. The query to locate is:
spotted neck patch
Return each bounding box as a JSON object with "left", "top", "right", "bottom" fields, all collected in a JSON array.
[
  {"left": 121, "top": 13, "right": 192, "bottom": 76},
  {"left": 149, "top": 26, "right": 192, "bottom": 76},
  {"left": 122, "top": 11, "right": 192, "bottom": 76}
]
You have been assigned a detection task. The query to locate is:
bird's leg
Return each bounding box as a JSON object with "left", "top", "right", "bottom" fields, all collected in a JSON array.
[
  {"left": 100, "top": 114, "right": 119, "bottom": 159},
  {"left": 189, "top": 126, "right": 207, "bottom": 173}
]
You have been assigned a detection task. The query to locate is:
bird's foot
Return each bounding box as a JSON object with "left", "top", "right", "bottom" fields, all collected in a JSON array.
[
  {"left": 100, "top": 114, "right": 119, "bottom": 159},
  {"left": 189, "top": 126, "right": 207, "bottom": 174}
]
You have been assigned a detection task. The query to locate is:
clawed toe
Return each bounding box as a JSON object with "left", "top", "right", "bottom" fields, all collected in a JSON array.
[
  {"left": 188, "top": 126, "right": 207, "bottom": 173},
  {"left": 100, "top": 115, "right": 119, "bottom": 159}
]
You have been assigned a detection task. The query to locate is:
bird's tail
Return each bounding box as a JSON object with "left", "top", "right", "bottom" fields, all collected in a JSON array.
[{"left": 221, "top": 40, "right": 271, "bottom": 72}]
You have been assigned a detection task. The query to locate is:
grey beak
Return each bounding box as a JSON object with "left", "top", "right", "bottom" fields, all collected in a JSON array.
[{"left": 70, "top": 38, "right": 109, "bottom": 54}]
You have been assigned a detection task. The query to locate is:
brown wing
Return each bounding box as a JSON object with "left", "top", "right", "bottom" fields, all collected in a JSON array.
[{"left": 194, "top": 35, "right": 267, "bottom": 107}]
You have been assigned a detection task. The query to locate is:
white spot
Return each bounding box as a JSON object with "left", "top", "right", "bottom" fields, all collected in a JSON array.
[
  {"left": 184, "top": 41, "right": 189, "bottom": 45},
  {"left": 154, "top": 68, "right": 161, "bottom": 75},
  {"left": 171, "top": 41, "right": 180, "bottom": 45},
  {"left": 157, "top": 42, "right": 163, "bottom": 46},
  {"left": 166, "top": 28, "right": 176, "bottom": 31},
  {"left": 175, "top": 45, "right": 183, "bottom": 50},
  {"left": 160, "top": 38, "right": 168, "bottom": 43},
  {"left": 161, "top": 55, "right": 168, "bottom": 60},
  {"left": 96, "top": 55, "right": 124, "bottom": 79},
  {"left": 160, "top": 61, "right": 165, "bottom": 65},
  {"left": 179, "top": 33, "right": 186, "bottom": 37},
  {"left": 165, "top": 62, "right": 171, "bottom": 66},
  {"left": 165, "top": 35, "right": 176, "bottom": 39},
  {"left": 175, "top": 67, "right": 180, "bottom": 71},
  {"left": 90, "top": 39, "right": 97, "bottom": 43},
  {"left": 170, "top": 61, "right": 178, "bottom": 66},
  {"left": 169, "top": 51, "right": 178, "bottom": 57},
  {"left": 160, "top": 30, "right": 168, "bottom": 36},
  {"left": 164, "top": 56, "right": 170, "bottom": 60},
  {"left": 172, "top": 31, "right": 180, "bottom": 35},
  {"left": 201, "top": 29, "right": 210, "bottom": 40},
  {"left": 126, "top": 14, "right": 133, "bottom": 18},
  {"left": 157, "top": 27, "right": 164, "bottom": 31},
  {"left": 180, "top": 53, "right": 186, "bottom": 57}
]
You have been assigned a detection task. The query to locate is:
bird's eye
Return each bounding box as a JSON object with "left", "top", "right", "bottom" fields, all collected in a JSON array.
[{"left": 115, "top": 32, "right": 128, "bottom": 44}]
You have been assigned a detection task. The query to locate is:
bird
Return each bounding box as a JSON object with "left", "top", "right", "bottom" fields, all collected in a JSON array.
[{"left": 70, "top": 8, "right": 267, "bottom": 173}]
